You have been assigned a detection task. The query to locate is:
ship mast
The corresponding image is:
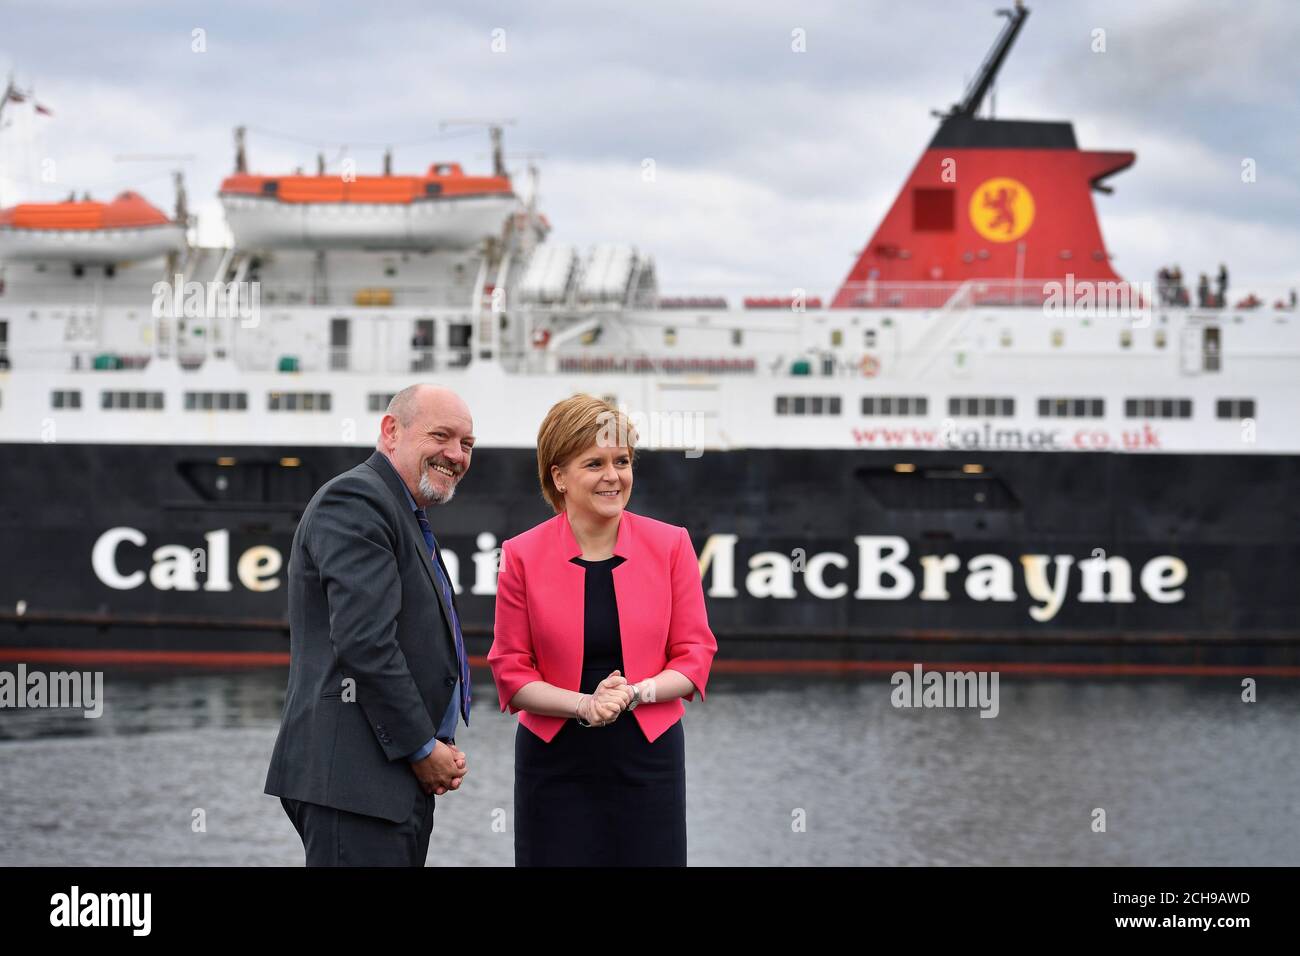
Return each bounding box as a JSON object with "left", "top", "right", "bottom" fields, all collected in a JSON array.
[
  {"left": 949, "top": 1, "right": 1029, "bottom": 118},
  {"left": 0, "top": 74, "right": 16, "bottom": 126},
  {"left": 233, "top": 125, "right": 247, "bottom": 173},
  {"left": 440, "top": 119, "right": 516, "bottom": 178}
]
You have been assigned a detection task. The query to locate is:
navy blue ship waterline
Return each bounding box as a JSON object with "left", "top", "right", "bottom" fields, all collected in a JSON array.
[{"left": 0, "top": 442, "right": 1297, "bottom": 668}]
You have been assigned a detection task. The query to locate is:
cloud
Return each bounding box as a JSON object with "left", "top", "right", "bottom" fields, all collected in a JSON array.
[{"left": 0, "top": 1, "right": 1295, "bottom": 296}]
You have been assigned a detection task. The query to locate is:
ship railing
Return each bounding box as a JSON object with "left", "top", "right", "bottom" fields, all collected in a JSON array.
[
  {"left": 642, "top": 280, "right": 1064, "bottom": 311},
  {"left": 253, "top": 283, "right": 478, "bottom": 309},
  {"left": 4, "top": 348, "right": 155, "bottom": 372},
  {"left": 0, "top": 344, "right": 473, "bottom": 375},
  {"left": 833, "top": 279, "right": 1300, "bottom": 313},
  {"left": 0, "top": 284, "right": 171, "bottom": 307},
  {"left": 0, "top": 343, "right": 485, "bottom": 376},
  {"left": 836, "top": 279, "right": 1061, "bottom": 309},
  {"left": 832, "top": 281, "right": 965, "bottom": 310},
  {"left": 553, "top": 278, "right": 1297, "bottom": 314},
  {"left": 551, "top": 355, "right": 760, "bottom": 376},
  {"left": 169, "top": 277, "right": 1298, "bottom": 315},
  {"left": 0, "top": 279, "right": 487, "bottom": 311},
  {"left": 512, "top": 349, "right": 896, "bottom": 379},
  {"left": 227, "top": 345, "right": 474, "bottom": 375}
]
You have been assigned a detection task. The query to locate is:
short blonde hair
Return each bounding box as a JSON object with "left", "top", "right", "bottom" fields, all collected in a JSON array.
[{"left": 537, "top": 394, "right": 638, "bottom": 513}]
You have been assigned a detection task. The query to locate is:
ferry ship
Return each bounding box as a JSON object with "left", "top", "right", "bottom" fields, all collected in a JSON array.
[{"left": 1, "top": 4, "right": 1297, "bottom": 672}]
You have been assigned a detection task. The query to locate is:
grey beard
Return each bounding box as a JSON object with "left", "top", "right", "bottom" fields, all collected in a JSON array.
[{"left": 418, "top": 470, "right": 455, "bottom": 506}]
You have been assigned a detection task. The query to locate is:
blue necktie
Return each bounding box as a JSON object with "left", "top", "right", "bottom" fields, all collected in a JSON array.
[{"left": 413, "top": 508, "right": 471, "bottom": 724}]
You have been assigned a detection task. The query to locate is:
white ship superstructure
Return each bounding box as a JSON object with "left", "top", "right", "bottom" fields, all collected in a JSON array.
[{"left": 0, "top": 236, "right": 1296, "bottom": 457}]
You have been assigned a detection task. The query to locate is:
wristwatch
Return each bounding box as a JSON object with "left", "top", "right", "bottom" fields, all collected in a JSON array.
[{"left": 627, "top": 683, "right": 641, "bottom": 711}]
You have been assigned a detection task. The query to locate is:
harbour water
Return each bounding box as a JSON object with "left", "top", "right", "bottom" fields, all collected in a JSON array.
[{"left": 1, "top": 665, "right": 1297, "bottom": 866}]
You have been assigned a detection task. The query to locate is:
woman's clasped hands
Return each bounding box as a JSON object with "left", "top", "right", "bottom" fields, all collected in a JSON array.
[{"left": 576, "top": 670, "right": 634, "bottom": 727}]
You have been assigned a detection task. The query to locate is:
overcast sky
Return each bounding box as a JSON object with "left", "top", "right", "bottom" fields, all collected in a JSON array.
[{"left": 2, "top": 0, "right": 1296, "bottom": 296}]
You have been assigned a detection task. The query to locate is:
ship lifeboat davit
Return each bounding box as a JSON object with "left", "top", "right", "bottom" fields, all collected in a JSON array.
[
  {"left": 0, "top": 191, "right": 186, "bottom": 263},
  {"left": 219, "top": 163, "right": 517, "bottom": 250}
]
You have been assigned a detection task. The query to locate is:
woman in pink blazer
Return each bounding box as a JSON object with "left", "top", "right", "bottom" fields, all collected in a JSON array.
[{"left": 488, "top": 394, "right": 717, "bottom": 866}]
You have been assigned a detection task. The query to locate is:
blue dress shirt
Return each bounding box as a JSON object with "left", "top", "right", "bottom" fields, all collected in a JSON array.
[{"left": 373, "top": 454, "right": 462, "bottom": 763}]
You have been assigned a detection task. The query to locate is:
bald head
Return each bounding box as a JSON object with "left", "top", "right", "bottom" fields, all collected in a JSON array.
[
  {"left": 384, "top": 384, "right": 470, "bottom": 429},
  {"left": 378, "top": 384, "right": 474, "bottom": 506}
]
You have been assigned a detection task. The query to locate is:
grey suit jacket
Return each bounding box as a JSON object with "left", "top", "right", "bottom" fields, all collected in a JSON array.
[{"left": 264, "top": 450, "right": 460, "bottom": 823}]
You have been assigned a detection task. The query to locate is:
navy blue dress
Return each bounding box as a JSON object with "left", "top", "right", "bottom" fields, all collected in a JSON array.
[{"left": 514, "top": 555, "right": 687, "bottom": 866}]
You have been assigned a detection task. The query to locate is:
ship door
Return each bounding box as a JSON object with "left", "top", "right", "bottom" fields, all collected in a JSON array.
[
  {"left": 330, "top": 317, "right": 350, "bottom": 371},
  {"left": 1180, "top": 324, "right": 1221, "bottom": 374},
  {"left": 411, "top": 318, "right": 435, "bottom": 372},
  {"left": 1202, "top": 325, "right": 1221, "bottom": 372},
  {"left": 448, "top": 322, "right": 472, "bottom": 367}
]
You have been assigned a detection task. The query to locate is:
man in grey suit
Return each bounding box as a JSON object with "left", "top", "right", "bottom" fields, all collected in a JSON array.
[{"left": 266, "top": 384, "right": 474, "bottom": 866}]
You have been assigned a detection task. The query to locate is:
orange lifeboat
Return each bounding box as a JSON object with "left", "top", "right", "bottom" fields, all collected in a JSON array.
[
  {"left": 0, "top": 191, "right": 186, "bottom": 262},
  {"left": 219, "top": 162, "right": 517, "bottom": 250}
]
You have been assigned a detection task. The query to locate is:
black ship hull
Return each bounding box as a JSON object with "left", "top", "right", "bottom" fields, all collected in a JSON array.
[{"left": 2, "top": 442, "right": 1298, "bottom": 673}]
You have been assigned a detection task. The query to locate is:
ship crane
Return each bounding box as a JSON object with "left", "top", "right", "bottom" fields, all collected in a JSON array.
[{"left": 945, "top": 0, "right": 1029, "bottom": 119}]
